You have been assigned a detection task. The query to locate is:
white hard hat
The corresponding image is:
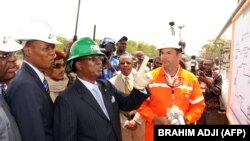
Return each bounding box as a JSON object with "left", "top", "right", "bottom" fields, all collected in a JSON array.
[
  {"left": 157, "top": 36, "right": 181, "bottom": 50},
  {"left": 17, "top": 19, "right": 61, "bottom": 45},
  {"left": 0, "top": 35, "right": 23, "bottom": 52}
]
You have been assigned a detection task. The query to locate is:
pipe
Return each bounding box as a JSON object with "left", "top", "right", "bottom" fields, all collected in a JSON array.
[
  {"left": 93, "top": 25, "right": 96, "bottom": 41},
  {"left": 214, "top": 0, "right": 246, "bottom": 44},
  {"left": 73, "top": 0, "right": 81, "bottom": 41}
]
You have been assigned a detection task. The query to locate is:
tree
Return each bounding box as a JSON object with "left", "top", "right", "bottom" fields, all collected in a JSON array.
[
  {"left": 56, "top": 36, "right": 68, "bottom": 51},
  {"left": 126, "top": 41, "right": 158, "bottom": 58},
  {"left": 198, "top": 37, "right": 230, "bottom": 60}
]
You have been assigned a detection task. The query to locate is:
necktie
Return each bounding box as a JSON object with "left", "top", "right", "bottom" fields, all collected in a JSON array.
[
  {"left": 124, "top": 77, "right": 131, "bottom": 94},
  {"left": 0, "top": 83, "right": 7, "bottom": 101},
  {"left": 43, "top": 78, "right": 49, "bottom": 93},
  {"left": 92, "top": 85, "right": 110, "bottom": 119}
]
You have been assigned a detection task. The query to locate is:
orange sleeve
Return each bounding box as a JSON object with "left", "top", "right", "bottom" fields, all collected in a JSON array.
[
  {"left": 185, "top": 78, "right": 206, "bottom": 123},
  {"left": 137, "top": 98, "right": 156, "bottom": 123}
]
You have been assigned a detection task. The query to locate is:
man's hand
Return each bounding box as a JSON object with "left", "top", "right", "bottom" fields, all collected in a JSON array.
[
  {"left": 199, "top": 76, "right": 213, "bottom": 85},
  {"left": 123, "top": 120, "right": 138, "bottom": 131}
]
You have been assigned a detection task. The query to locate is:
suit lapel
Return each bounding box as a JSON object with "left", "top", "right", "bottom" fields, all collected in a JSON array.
[
  {"left": 75, "top": 79, "right": 109, "bottom": 120},
  {"left": 114, "top": 74, "right": 125, "bottom": 93},
  {"left": 22, "top": 63, "right": 53, "bottom": 103}
]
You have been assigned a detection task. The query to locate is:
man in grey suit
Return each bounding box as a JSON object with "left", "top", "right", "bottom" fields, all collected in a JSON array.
[
  {"left": 7, "top": 20, "right": 61, "bottom": 141},
  {"left": 0, "top": 34, "right": 23, "bottom": 141},
  {"left": 54, "top": 37, "right": 152, "bottom": 141}
]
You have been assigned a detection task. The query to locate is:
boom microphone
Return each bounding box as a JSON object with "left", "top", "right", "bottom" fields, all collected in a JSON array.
[{"left": 169, "top": 21, "right": 175, "bottom": 36}]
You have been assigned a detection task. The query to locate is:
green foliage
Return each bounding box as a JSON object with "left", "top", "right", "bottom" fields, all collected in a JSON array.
[
  {"left": 95, "top": 39, "right": 101, "bottom": 45},
  {"left": 63, "top": 37, "right": 159, "bottom": 58},
  {"left": 198, "top": 37, "right": 230, "bottom": 60},
  {"left": 94, "top": 38, "right": 159, "bottom": 57},
  {"left": 126, "top": 41, "right": 158, "bottom": 57},
  {"left": 55, "top": 36, "right": 68, "bottom": 51}
]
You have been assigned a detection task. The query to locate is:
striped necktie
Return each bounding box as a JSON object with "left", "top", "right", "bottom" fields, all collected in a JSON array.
[
  {"left": 43, "top": 78, "right": 49, "bottom": 93},
  {"left": 124, "top": 77, "right": 131, "bottom": 94}
]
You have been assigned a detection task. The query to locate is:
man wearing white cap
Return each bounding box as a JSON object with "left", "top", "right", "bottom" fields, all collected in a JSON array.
[
  {"left": 6, "top": 19, "right": 61, "bottom": 141},
  {"left": 0, "top": 35, "right": 23, "bottom": 141},
  {"left": 137, "top": 36, "right": 205, "bottom": 141}
]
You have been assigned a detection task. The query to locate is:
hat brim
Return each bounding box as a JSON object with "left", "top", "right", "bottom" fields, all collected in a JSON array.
[
  {"left": 118, "top": 36, "right": 128, "bottom": 42},
  {"left": 18, "top": 38, "right": 62, "bottom": 45},
  {"left": 0, "top": 42, "right": 23, "bottom": 52},
  {"left": 156, "top": 46, "right": 181, "bottom": 50}
]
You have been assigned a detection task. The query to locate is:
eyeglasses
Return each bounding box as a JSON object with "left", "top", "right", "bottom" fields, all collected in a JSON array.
[
  {"left": 120, "top": 62, "right": 132, "bottom": 65},
  {"left": 81, "top": 56, "right": 105, "bottom": 63},
  {"left": 52, "top": 63, "right": 65, "bottom": 69},
  {"left": 203, "top": 64, "right": 211, "bottom": 66},
  {"left": 0, "top": 52, "right": 17, "bottom": 60}
]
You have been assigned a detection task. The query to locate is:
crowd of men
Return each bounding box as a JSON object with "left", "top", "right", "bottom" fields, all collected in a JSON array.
[{"left": 0, "top": 19, "right": 227, "bottom": 141}]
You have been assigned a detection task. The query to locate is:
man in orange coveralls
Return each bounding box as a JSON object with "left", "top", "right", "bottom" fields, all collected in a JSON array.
[{"left": 137, "top": 36, "right": 205, "bottom": 141}]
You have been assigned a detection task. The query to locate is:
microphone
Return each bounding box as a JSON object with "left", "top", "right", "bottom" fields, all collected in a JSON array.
[{"left": 169, "top": 21, "right": 175, "bottom": 36}]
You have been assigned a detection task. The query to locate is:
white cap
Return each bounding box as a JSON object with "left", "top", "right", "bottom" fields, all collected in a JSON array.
[
  {"left": 0, "top": 35, "right": 23, "bottom": 52},
  {"left": 17, "top": 19, "right": 61, "bottom": 45},
  {"left": 157, "top": 36, "right": 181, "bottom": 50}
]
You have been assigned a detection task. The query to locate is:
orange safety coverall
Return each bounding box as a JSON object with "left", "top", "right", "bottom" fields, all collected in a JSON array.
[{"left": 137, "top": 67, "right": 205, "bottom": 141}]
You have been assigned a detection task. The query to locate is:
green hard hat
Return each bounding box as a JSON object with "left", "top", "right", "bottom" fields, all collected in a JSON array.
[
  {"left": 67, "top": 37, "right": 104, "bottom": 62},
  {"left": 66, "top": 37, "right": 104, "bottom": 72}
]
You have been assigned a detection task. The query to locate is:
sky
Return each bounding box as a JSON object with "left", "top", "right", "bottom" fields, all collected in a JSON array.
[{"left": 0, "top": 0, "right": 239, "bottom": 56}]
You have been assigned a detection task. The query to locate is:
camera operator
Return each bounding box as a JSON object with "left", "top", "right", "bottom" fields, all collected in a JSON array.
[
  {"left": 187, "top": 55, "right": 199, "bottom": 75},
  {"left": 99, "top": 37, "right": 118, "bottom": 79},
  {"left": 196, "top": 59, "right": 227, "bottom": 124}
]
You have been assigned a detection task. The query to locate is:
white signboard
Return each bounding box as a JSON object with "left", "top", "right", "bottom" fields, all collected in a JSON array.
[{"left": 230, "top": 3, "right": 250, "bottom": 124}]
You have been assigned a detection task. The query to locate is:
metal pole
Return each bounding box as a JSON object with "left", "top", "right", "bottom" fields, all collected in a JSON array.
[
  {"left": 73, "top": 0, "right": 81, "bottom": 41},
  {"left": 93, "top": 25, "right": 96, "bottom": 41},
  {"left": 178, "top": 25, "right": 184, "bottom": 41}
]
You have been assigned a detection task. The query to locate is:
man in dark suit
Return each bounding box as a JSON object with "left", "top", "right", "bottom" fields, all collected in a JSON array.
[
  {"left": 0, "top": 34, "right": 23, "bottom": 141},
  {"left": 7, "top": 20, "right": 61, "bottom": 141},
  {"left": 54, "top": 37, "right": 152, "bottom": 141}
]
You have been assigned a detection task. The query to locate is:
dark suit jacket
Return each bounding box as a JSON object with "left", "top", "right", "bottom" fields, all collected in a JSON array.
[
  {"left": 0, "top": 96, "right": 22, "bottom": 141},
  {"left": 54, "top": 78, "right": 150, "bottom": 141},
  {"left": 6, "top": 62, "right": 54, "bottom": 141}
]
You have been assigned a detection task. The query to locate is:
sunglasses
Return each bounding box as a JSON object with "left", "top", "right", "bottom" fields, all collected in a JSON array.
[{"left": 52, "top": 63, "right": 65, "bottom": 69}]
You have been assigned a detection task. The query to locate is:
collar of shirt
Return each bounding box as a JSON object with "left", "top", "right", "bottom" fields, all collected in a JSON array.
[
  {"left": 121, "top": 73, "right": 134, "bottom": 89},
  {"left": 164, "top": 65, "right": 180, "bottom": 84},
  {"left": 23, "top": 60, "right": 45, "bottom": 83},
  {"left": 77, "top": 77, "right": 97, "bottom": 92},
  {"left": 121, "top": 73, "right": 133, "bottom": 81}
]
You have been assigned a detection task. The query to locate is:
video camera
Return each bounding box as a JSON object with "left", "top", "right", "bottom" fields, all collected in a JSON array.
[{"left": 197, "top": 71, "right": 206, "bottom": 77}]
